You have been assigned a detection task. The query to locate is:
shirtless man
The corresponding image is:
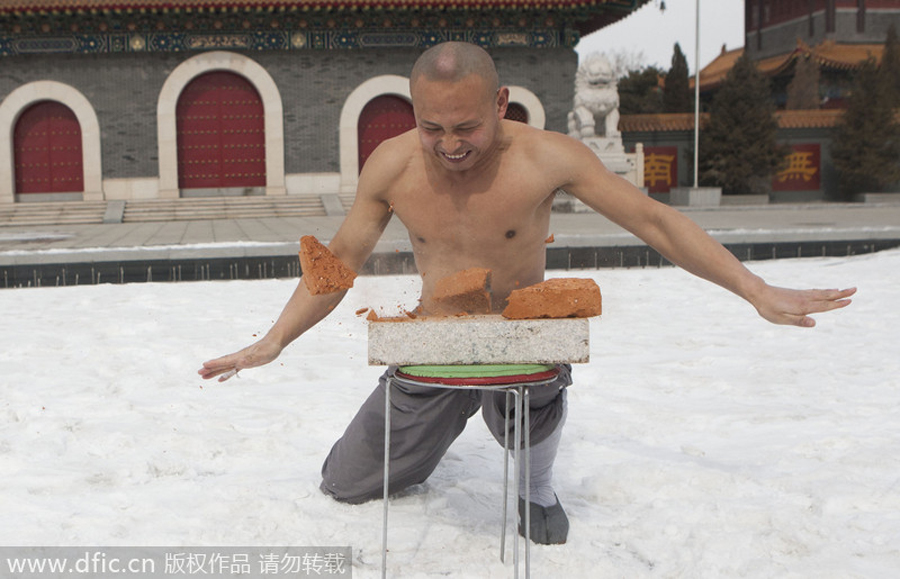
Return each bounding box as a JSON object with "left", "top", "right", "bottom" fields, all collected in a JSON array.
[{"left": 199, "top": 42, "right": 855, "bottom": 544}]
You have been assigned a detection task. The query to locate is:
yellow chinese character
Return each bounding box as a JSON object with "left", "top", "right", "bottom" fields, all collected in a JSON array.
[
  {"left": 644, "top": 153, "right": 675, "bottom": 188},
  {"left": 777, "top": 151, "right": 817, "bottom": 183}
]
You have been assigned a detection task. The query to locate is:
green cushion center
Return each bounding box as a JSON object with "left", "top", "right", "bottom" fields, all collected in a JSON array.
[{"left": 398, "top": 364, "right": 555, "bottom": 378}]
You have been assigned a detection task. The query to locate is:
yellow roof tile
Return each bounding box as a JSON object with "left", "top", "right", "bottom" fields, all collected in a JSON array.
[
  {"left": 619, "top": 110, "right": 853, "bottom": 133},
  {"left": 693, "top": 40, "right": 887, "bottom": 91}
]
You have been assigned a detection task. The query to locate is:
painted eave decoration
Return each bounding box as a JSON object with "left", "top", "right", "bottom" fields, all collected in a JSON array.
[
  {"left": 0, "top": 0, "right": 649, "bottom": 53},
  {"left": 0, "top": 0, "right": 647, "bottom": 35}
]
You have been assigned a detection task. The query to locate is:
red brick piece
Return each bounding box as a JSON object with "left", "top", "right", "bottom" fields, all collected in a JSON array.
[
  {"left": 502, "top": 278, "right": 602, "bottom": 319},
  {"left": 431, "top": 267, "right": 492, "bottom": 315},
  {"left": 299, "top": 235, "right": 356, "bottom": 295}
]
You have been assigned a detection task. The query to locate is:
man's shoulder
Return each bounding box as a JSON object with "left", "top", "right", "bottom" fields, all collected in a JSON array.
[
  {"left": 356, "top": 129, "right": 421, "bottom": 202},
  {"left": 362, "top": 130, "right": 420, "bottom": 178},
  {"left": 506, "top": 120, "right": 577, "bottom": 145},
  {"left": 504, "top": 121, "right": 587, "bottom": 165},
  {"left": 376, "top": 128, "right": 419, "bottom": 154}
]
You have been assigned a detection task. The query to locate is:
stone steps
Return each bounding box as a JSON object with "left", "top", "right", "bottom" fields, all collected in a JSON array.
[
  {"left": 0, "top": 195, "right": 333, "bottom": 226},
  {"left": 339, "top": 194, "right": 355, "bottom": 213},
  {"left": 122, "top": 196, "right": 327, "bottom": 222},
  {"left": 0, "top": 201, "right": 108, "bottom": 226}
]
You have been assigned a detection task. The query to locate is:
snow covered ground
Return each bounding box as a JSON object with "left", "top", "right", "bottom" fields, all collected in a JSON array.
[{"left": 2, "top": 249, "right": 898, "bottom": 578}]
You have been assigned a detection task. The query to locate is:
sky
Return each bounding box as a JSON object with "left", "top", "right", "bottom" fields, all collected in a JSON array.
[{"left": 575, "top": 0, "right": 746, "bottom": 74}]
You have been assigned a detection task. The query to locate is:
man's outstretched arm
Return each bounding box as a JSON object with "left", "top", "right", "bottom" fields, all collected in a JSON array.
[
  {"left": 197, "top": 282, "right": 350, "bottom": 382},
  {"left": 552, "top": 135, "right": 855, "bottom": 327},
  {"left": 199, "top": 152, "right": 397, "bottom": 381},
  {"left": 606, "top": 187, "right": 854, "bottom": 327}
]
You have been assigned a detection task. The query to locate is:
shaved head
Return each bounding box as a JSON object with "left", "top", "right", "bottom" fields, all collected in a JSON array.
[{"left": 410, "top": 42, "right": 500, "bottom": 95}]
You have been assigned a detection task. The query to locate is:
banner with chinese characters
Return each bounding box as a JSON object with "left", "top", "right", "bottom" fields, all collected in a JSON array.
[
  {"left": 642, "top": 146, "right": 678, "bottom": 193},
  {"left": 773, "top": 144, "right": 820, "bottom": 191}
]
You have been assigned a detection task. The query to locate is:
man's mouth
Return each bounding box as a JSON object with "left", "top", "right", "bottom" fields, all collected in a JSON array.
[{"left": 441, "top": 151, "right": 470, "bottom": 162}]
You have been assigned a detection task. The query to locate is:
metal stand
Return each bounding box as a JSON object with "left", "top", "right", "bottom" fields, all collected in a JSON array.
[{"left": 381, "top": 370, "right": 559, "bottom": 579}]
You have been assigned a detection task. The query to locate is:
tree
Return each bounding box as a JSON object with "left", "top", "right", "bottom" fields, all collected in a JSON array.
[
  {"left": 698, "top": 53, "right": 786, "bottom": 195},
  {"left": 617, "top": 66, "right": 664, "bottom": 115},
  {"left": 785, "top": 53, "right": 821, "bottom": 109},
  {"left": 831, "top": 56, "right": 900, "bottom": 196},
  {"left": 881, "top": 24, "right": 900, "bottom": 109},
  {"left": 663, "top": 43, "right": 691, "bottom": 113},
  {"left": 603, "top": 48, "right": 650, "bottom": 79}
]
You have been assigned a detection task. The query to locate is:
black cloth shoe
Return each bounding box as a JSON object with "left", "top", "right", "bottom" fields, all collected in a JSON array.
[{"left": 518, "top": 494, "right": 569, "bottom": 545}]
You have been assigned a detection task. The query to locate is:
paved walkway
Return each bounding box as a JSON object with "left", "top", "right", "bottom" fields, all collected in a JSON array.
[
  {"left": 1, "top": 202, "right": 899, "bottom": 287},
  {"left": 1, "top": 202, "right": 899, "bottom": 266}
]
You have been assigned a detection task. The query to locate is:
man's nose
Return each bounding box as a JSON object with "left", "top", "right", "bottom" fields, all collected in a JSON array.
[{"left": 443, "top": 133, "right": 461, "bottom": 151}]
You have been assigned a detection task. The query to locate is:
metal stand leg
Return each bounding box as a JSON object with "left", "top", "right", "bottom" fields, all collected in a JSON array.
[
  {"left": 500, "top": 390, "right": 511, "bottom": 563},
  {"left": 523, "top": 386, "right": 531, "bottom": 578},
  {"left": 379, "top": 372, "right": 553, "bottom": 579},
  {"left": 382, "top": 377, "right": 392, "bottom": 579},
  {"left": 512, "top": 388, "right": 521, "bottom": 578},
  {"left": 505, "top": 387, "right": 532, "bottom": 579}
]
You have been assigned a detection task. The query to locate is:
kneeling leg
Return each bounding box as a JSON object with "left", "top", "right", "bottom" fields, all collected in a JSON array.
[{"left": 320, "top": 369, "right": 481, "bottom": 504}]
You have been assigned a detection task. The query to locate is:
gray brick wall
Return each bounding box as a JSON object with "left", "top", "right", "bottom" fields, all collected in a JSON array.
[
  {"left": 1, "top": 46, "right": 576, "bottom": 182},
  {"left": 490, "top": 46, "right": 576, "bottom": 132},
  {"left": 1, "top": 52, "right": 166, "bottom": 178}
]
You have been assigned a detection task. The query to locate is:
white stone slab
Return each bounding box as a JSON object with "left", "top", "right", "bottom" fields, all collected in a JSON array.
[{"left": 368, "top": 315, "right": 591, "bottom": 366}]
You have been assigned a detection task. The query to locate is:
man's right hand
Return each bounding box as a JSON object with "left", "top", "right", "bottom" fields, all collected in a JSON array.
[{"left": 198, "top": 337, "right": 284, "bottom": 382}]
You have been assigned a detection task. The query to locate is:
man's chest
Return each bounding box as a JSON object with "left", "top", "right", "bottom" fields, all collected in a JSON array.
[
  {"left": 389, "top": 166, "right": 556, "bottom": 243},
  {"left": 394, "top": 187, "right": 553, "bottom": 249}
]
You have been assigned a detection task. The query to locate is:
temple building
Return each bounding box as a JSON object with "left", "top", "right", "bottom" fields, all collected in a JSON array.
[
  {"left": 0, "top": 0, "right": 649, "bottom": 208},
  {"left": 621, "top": 0, "right": 900, "bottom": 202}
]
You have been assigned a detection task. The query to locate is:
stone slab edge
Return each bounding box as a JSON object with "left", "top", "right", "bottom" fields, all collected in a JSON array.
[{"left": 368, "top": 315, "right": 591, "bottom": 366}]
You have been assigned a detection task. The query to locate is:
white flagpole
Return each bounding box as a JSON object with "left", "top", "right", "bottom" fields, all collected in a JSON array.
[{"left": 693, "top": 0, "right": 701, "bottom": 189}]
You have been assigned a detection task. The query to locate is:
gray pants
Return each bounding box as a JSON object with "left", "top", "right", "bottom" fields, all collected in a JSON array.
[{"left": 320, "top": 364, "right": 572, "bottom": 504}]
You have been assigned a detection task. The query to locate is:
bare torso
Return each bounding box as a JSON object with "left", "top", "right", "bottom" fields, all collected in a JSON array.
[{"left": 375, "top": 121, "right": 558, "bottom": 313}]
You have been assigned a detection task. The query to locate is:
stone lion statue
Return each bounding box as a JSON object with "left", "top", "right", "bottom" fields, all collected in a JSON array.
[{"left": 567, "top": 53, "right": 621, "bottom": 139}]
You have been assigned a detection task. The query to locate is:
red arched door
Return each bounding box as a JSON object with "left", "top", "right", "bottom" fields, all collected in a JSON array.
[
  {"left": 505, "top": 103, "right": 528, "bottom": 124},
  {"left": 176, "top": 71, "right": 266, "bottom": 191},
  {"left": 357, "top": 95, "right": 415, "bottom": 173},
  {"left": 14, "top": 101, "right": 84, "bottom": 195}
]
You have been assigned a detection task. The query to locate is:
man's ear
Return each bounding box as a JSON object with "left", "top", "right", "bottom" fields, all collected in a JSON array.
[{"left": 496, "top": 86, "right": 510, "bottom": 119}]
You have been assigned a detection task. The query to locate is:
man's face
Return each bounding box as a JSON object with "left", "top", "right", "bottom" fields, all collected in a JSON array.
[{"left": 411, "top": 74, "right": 508, "bottom": 173}]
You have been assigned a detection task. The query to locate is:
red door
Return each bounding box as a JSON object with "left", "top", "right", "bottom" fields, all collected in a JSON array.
[
  {"left": 357, "top": 95, "right": 415, "bottom": 173},
  {"left": 14, "top": 101, "right": 84, "bottom": 195},
  {"left": 176, "top": 71, "right": 266, "bottom": 190},
  {"left": 504, "top": 103, "right": 528, "bottom": 123}
]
